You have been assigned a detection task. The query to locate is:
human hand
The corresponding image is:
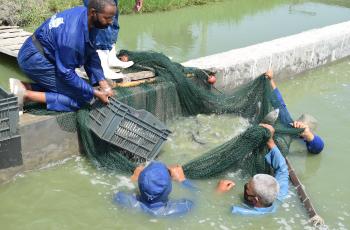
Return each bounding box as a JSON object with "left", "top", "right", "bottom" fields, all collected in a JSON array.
[
  {"left": 168, "top": 165, "right": 186, "bottom": 182},
  {"left": 216, "top": 179, "right": 235, "bottom": 193},
  {"left": 293, "top": 121, "right": 314, "bottom": 141},
  {"left": 134, "top": 0, "right": 143, "bottom": 12},
  {"left": 99, "top": 80, "right": 114, "bottom": 97},
  {"left": 94, "top": 89, "right": 110, "bottom": 104},
  {"left": 131, "top": 165, "right": 144, "bottom": 182},
  {"left": 259, "top": 123, "right": 275, "bottom": 137},
  {"left": 265, "top": 69, "right": 273, "bottom": 80},
  {"left": 259, "top": 123, "right": 276, "bottom": 149}
]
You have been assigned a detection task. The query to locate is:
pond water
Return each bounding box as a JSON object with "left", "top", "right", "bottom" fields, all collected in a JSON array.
[{"left": 0, "top": 58, "right": 349, "bottom": 229}]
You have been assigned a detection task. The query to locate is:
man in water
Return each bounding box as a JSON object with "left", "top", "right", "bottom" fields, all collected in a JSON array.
[
  {"left": 265, "top": 70, "right": 324, "bottom": 154},
  {"left": 217, "top": 123, "right": 289, "bottom": 215},
  {"left": 114, "top": 161, "right": 196, "bottom": 217}
]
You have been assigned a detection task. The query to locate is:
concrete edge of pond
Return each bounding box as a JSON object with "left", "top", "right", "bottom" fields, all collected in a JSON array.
[
  {"left": 1, "top": 20, "right": 350, "bottom": 184},
  {"left": 183, "top": 20, "right": 350, "bottom": 91}
]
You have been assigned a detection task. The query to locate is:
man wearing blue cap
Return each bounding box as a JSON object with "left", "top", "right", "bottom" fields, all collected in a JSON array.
[
  {"left": 114, "top": 161, "right": 195, "bottom": 217},
  {"left": 265, "top": 70, "right": 324, "bottom": 154},
  {"left": 83, "top": 0, "right": 143, "bottom": 79}
]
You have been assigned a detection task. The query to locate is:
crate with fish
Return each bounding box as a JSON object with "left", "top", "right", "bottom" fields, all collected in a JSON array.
[{"left": 88, "top": 97, "right": 171, "bottom": 162}]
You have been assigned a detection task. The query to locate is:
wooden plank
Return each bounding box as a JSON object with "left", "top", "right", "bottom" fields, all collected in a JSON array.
[
  {"left": 6, "top": 44, "right": 22, "bottom": 50},
  {"left": 0, "top": 31, "right": 32, "bottom": 39},
  {"left": 0, "top": 47, "right": 17, "bottom": 57},
  {"left": 0, "top": 37, "right": 28, "bottom": 46},
  {"left": 0, "top": 29, "right": 24, "bottom": 34},
  {"left": 0, "top": 26, "right": 19, "bottom": 30}
]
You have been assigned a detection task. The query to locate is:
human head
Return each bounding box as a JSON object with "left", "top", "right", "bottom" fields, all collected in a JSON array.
[
  {"left": 87, "top": 0, "right": 117, "bottom": 29},
  {"left": 296, "top": 114, "right": 324, "bottom": 154},
  {"left": 296, "top": 114, "right": 318, "bottom": 131},
  {"left": 138, "top": 161, "right": 172, "bottom": 205},
  {"left": 244, "top": 174, "right": 279, "bottom": 207}
]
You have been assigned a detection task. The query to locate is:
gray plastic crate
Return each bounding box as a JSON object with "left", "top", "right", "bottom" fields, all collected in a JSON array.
[
  {"left": 88, "top": 97, "right": 171, "bottom": 162},
  {"left": 0, "top": 87, "right": 19, "bottom": 141},
  {"left": 0, "top": 135, "right": 22, "bottom": 169}
]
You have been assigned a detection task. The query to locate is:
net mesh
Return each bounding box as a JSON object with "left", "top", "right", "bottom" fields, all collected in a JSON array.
[{"left": 24, "top": 50, "right": 303, "bottom": 178}]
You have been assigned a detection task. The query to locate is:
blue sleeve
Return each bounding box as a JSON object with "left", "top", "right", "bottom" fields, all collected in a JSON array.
[
  {"left": 305, "top": 135, "right": 324, "bottom": 154},
  {"left": 54, "top": 43, "right": 94, "bottom": 103},
  {"left": 265, "top": 146, "right": 289, "bottom": 201},
  {"left": 84, "top": 50, "right": 105, "bottom": 85},
  {"left": 113, "top": 192, "right": 140, "bottom": 209},
  {"left": 232, "top": 204, "right": 277, "bottom": 215},
  {"left": 181, "top": 179, "right": 199, "bottom": 192},
  {"left": 271, "top": 88, "right": 293, "bottom": 125}
]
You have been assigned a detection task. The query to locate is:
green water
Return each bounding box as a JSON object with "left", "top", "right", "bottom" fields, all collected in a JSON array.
[
  {"left": 0, "top": 0, "right": 350, "bottom": 229},
  {"left": 117, "top": 0, "right": 350, "bottom": 62},
  {"left": 1, "top": 59, "right": 349, "bottom": 229}
]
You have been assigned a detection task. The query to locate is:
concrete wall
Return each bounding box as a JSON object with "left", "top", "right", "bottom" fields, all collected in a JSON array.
[
  {"left": 2, "top": 21, "right": 350, "bottom": 183},
  {"left": 0, "top": 114, "right": 79, "bottom": 183},
  {"left": 183, "top": 21, "right": 350, "bottom": 91}
]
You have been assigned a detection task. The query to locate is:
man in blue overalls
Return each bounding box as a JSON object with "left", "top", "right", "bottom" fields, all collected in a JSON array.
[
  {"left": 114, "top": 161, "right": 196, "bottom": 217},
  {"left": 16, "top": 0, "right": 117, "bottom": 112},
  {"left": 265, "top": 70, "right": 324, "bottom": 154},
  {"left": 83, "top": 0, "right": 143, "bottom": 79}
]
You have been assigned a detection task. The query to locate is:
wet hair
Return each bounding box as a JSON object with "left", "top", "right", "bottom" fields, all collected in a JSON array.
[
  {"left": 87, "top": 0, "right": 116, "bottom": 13},
  {"left": 251, "top": 174, "right": 280, "bottom": 207},
  {"left": 296, "top": 113, "right": 318, "bottom": 131}
]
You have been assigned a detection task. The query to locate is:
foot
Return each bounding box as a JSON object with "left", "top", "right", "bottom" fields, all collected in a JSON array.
[
  {"left": 108, "top": 45, "right": 134, "bottom": 69},
  {"left": 109, "top": 57, "right": 134, "bottom": 69},
  {"left": 98, "top": 49, "right": 127, "bottom": 80}
]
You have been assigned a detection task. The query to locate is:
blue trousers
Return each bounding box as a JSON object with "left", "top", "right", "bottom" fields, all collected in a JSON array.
[{"left": 17, "top": 37, "right": 98, "bottom": 112}]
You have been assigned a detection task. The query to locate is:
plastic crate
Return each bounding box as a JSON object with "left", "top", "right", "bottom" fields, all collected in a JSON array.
[
  {"left": 88, "top": 97, "right": 171, "bottom": 162},
  {"left": 0, "top": 135, "right": 22, "bottom": 170},
  {"left": 0, "top": 87, "right": 19, "bottom": 141}
]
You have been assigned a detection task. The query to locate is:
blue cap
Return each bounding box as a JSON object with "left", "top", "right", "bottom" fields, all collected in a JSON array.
[
  {"left": 306, "top": 135, "right": 324, "bottom": 154},
  {"left": 138, "top": 161, "right": 172, "bottom": 205}
]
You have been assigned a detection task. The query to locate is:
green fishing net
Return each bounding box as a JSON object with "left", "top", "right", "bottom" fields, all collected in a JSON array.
[{"left": 25, "top": 50, "right": 303, "bottom": 178}]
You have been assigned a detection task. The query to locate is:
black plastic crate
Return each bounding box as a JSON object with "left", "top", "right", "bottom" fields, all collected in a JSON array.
[
  {"left": 0, "top": 87, "right": 19, "bottom": 141},
  {"left": 88, "top": 97, "right": 171, "bottom": 162},
  {"left": 0, "top": 135, "right": 22, "bottom": 170}
]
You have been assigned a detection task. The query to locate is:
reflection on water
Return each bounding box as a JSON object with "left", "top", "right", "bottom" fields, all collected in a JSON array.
[{"left": 118, "top": 0, "right": 350, "bottom": 62}]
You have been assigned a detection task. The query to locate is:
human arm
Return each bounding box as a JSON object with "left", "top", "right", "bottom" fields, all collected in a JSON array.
[
  {"left": 169, "top": 165, "right": 198, "bottom": 191},
  {"left": 130, "top": 165, "right": 145, "bottom": 182},
  {"left": 293, "top": 121, "right": 324, "bottom": 154},
  {"left": 265, "top": 145, "right": 289, "bottom": 201},
  {"left": 216, "top": 180, "right": 235, "bottom": 193},
  {"left": 259, "top": 123, "right": 289, "bottom": 201}
]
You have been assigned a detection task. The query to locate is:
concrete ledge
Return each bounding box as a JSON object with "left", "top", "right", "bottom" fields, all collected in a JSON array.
[{"left": 183, "top": 20, "right": 350, "bottom": 90}]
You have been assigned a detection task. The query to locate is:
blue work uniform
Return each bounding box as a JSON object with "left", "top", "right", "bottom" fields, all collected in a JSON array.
[
  {"left": 271, "top": 88, "right": 324, "bottom": 154},
  {"left": 17, "top": 6, "right": 105, "bottom": 112},
  {"left": 114, "top": 161, "right": 195, "bottom": 217},
  {"left": 232, "top": 146, "right": 289, "bottom": 215},
  {"left": 83, "top": 0, "right": 119, "bottom": 50}
]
